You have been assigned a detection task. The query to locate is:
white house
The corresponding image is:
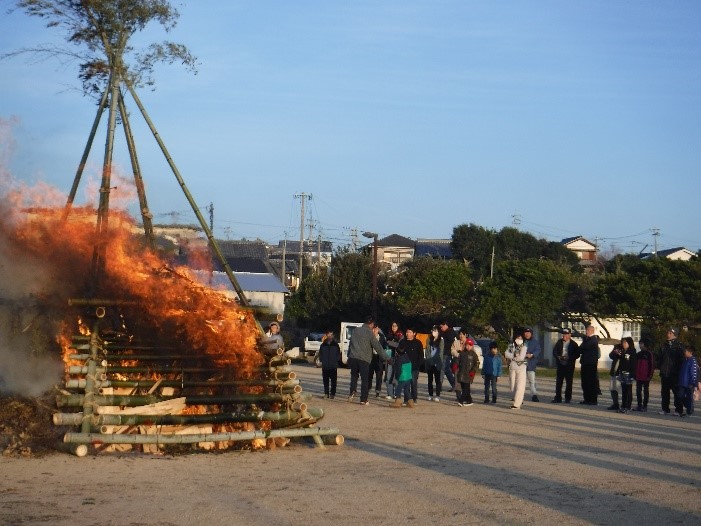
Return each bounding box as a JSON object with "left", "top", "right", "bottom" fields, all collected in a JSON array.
[
  {"left": 561, "top": 236, "right": 598, "bottom": 270},
  {"left": 542, "top": 316, "right": 643, "bottom": 369},
  {"left": 640, "top": 247, "right": 696, "bottom": 261}
]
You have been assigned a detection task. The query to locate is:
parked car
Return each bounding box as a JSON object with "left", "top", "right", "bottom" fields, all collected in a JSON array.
[{"left": 302, "top": 332, "right": 326, "bottom": 364}]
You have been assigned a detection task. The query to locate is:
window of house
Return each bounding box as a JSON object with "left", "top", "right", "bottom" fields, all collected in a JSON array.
[
  {"left": 563, "top": 321, "right": 586, "bottom": 334},
  {"left": 622, "top": 322, "right": 641, "bottom": 340}
]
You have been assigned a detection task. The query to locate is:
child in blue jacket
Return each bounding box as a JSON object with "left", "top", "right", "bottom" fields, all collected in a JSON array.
[
  {"left": 678, "top": 345, "right": 699, "bottom": 417},
  {"left": 481, "top": 341, "right": 503, "bottom": 404}
]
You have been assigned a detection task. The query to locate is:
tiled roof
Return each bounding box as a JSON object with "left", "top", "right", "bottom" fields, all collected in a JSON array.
[
  {"left": 216, "top": 240, "right": 269, "bottom": 259},
  {"left": 415, "top": 239, "right": 452, "bottom": 258}
]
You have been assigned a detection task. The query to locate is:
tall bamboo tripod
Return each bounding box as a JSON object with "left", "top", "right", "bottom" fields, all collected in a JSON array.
[{"left": 62, "top": 73, "right": 248, "bottom": 306}]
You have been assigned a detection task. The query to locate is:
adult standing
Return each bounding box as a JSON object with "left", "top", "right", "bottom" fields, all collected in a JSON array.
[
  {"left": 383, "top": 322, "right": 404, "bottom": 400},
  {"left": 578, "top": 325, "right": 600, "bottom": 405},
  {"left": 397, "top": 327, "right": 424, "bottom": 405},
  {"left": 424, "top": 326, "right": 444, "bottom": 401},
  {"left": 438, "top": 320, "right": 457, "bottom": 392},
  {"left": 523, "top": 327, "right": 541, "bottom": 402},
  {"left": 319, "top": 329, "right": 341, "bottom": 399},
  {"left": 615, "top": 336, "right": 637, "bottom": 413},
  {"left": 347, "top": 316, "right": 386, "bottom": 405},
  {"left": 657, "top": 328, "right": 684, "bottom": 416},
  {"left": 551, "top": 328, "right": 579, "bottom": 403},
  {"left": 505, "top": 334, "right": 528, "bottom": 409},
  {"left": 368, "top": 325, "right": 387, "bottom": 398}
]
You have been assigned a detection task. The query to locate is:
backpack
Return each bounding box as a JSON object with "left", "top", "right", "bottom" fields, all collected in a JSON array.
[{"left": 635, "top": 351, "right": 653, "bottom": 381}]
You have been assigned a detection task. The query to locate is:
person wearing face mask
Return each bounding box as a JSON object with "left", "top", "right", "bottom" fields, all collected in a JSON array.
[
  {"left": 505, "top": 333, "right": 528, "bottom": 409},
  {"left": 424, "top": 326, "right": 444, "bottom": 402}
]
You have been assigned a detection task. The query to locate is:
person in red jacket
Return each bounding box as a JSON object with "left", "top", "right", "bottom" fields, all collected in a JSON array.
[{"left": 633, "top": 337, "right": 655, "bottom": 412}]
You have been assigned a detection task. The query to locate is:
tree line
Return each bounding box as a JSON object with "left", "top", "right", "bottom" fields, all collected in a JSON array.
[{"left": 287, "top": 223, "right": 701, "bottom": 350}]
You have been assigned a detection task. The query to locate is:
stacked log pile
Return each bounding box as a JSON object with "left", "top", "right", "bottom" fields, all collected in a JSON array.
[{"left": 52, "top": 309, "right": 342, "bottom": 456}]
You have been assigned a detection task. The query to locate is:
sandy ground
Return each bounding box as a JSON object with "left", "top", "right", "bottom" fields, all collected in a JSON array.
[{"left": 1, "top": 363, "right": 700, "bottom": 526}]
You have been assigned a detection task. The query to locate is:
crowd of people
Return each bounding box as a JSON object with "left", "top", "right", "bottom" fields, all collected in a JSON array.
[{"left": 315, "top": 317, "right": 701, "bottom": 417}]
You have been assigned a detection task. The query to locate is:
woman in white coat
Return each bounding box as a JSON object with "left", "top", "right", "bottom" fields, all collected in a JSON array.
[{"left": 505, "top": 334, "right": 528, "bottom": 409}]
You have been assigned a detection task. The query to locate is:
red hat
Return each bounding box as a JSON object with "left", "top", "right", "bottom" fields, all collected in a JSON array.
[{"left": 466, "top": 337, "right": 475, "bottom": 346}]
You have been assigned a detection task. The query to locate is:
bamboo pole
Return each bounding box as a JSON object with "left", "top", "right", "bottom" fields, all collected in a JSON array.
[
  {"left": 117, "top": 90, "right": 155, "bottom": 248},
  {"left": 65, "top": 378, "right": 299, "bottom": 389},
  {"left": 63, "top": 426, "right": 342, "bottom": 445},
  {"left": 63, "top": 87, "right": 109, "bottom": 218},
  {"left": 53, "top": 407, "right": 323, "bottom": 427},
  {"left": 57, "top": 392, "right": 299, "bottom": 408},
  {"left": 81, "top": 323, "right": 101, "bottom": 434},
  {"left": 123, "top": 79, "right": 250, "bottom": 309}
]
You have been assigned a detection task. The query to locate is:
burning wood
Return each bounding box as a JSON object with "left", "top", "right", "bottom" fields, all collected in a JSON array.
[{"left": 0, "top": 196, "right": 340, "bottom": 456}]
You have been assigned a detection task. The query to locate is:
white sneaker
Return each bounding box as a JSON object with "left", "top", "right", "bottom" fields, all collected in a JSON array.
[
  {"left": 434, "top": 397, "right": 440, "bottom": 402},
  {"left": 464, "top": 402, "right": 474, "bottom": 407},
  {"left": 456, "top": 402, "right": 464, "bottom": 407},
  {"left": 385, "top": 395, "right": 392, "bottom": 400},
  {"left": 427, "top": 396, "right": 433, "bottom": 401},
  {"left": 658, "top": 410, "right": 670, "bottom": 415}
]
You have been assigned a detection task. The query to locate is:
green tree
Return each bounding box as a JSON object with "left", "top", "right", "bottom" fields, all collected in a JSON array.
[
  {"left": 590, "top": 255, "right": 701, "bottom": 330},
  {"left": 286, "top": 252, "right": 373, "bottom": 329},
  {"left": 451, "top": 224, "right": 579, "bottom": 279},
  {"left": 384, "top": 258, "right": 474, "bottom": 329},
  {"left": 8, "top": 0, "right": 197, "bottom": 96},
  {"left": 471, "top": 259, "right": 574, "bottom": 339}
]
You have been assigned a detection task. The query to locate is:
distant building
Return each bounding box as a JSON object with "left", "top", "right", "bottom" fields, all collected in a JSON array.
[
  {"left": 640, "top": 247, "right": 696, "bottom": 261},
  {"left": 364, "top": 234, "right": 415, "bottom": 271},
  {"left": 415, "top": 238, "right": 452, "bottom": 259},
  {"left": 561, "top": 236, "right": 598, "bottom": 269}
]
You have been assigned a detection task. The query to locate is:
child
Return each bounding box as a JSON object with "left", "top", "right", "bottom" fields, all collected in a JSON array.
[
  {"left": 391, "top": 344, "right": 414, "bottom": 408},
  {"left": 678, "top": 345, "right": 699, "bottom": 417},
  {"left": 481, "top": 341, "right": 503, "bottom": 404},
  {"left": 319, "top": 329, "right": 341, "bottom": 399},
  {"left": 633, "top": 337, "right": 655, "bottom": 412},
  {"left": 456, "top": 337, "right": 480, "bottom": 407}
]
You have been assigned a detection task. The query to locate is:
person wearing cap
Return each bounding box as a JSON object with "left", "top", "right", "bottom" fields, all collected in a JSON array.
[
  {"left": 455, "top": 337, "right": 480, "bottom": 406},
  {"left": 505, "top": 333, "right": 528, "bottom": 409},
  {"left": 523, "top": 327, "right": 542, "bottom": 402},
  {"left": 656, "top": 328, "right": 685, "bottom": 415},
  {"left": 551, "top": 328, "right": 579, "bottom": 403},
  {"left": 578, "top": 325, "right": 600, "bottom": 405}
]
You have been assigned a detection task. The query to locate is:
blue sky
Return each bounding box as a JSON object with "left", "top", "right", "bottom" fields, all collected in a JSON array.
[{"left": 1, "top": 1, "right": 700, "bottom": 255}]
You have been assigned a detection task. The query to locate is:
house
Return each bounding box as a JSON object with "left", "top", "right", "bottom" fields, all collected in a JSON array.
[
  {"left": 365, "top": 234, "right": 415, "bottom": 271},
  {"left": 640, "top": 247, "right": 696, "bottom": 261},
  {"left": 561, "top": 236, "right": 598, "bottom": 269},
  {"left": 540, "top": 316, "right": 643, "bottom": 369},
  {"left": 192, "top": 270, "right": 289, "bottom": 319}
]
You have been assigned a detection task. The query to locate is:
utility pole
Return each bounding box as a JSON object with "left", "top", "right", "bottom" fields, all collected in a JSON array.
[
  {"left": 317, "top": 233, "right": 322, "bottom": 271},
  {"left": 207, "top": 202, "right": 214, "bottom": 233},
  {"left": 294, "top": 193, "right": 311, "bottom": 283},
  {"left": 490, "top": 245, "right": 495, "bottom": 278},
  {"left": 652, "top": 228, "right": 660, "bottom": 258},
  {"left": 281, "top": 232, "right": 287, "bottom": 288}
]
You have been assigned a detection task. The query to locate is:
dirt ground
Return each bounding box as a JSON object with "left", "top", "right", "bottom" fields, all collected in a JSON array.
[{"left": 1, "top": 363, "right": 700, "bottom": 526}]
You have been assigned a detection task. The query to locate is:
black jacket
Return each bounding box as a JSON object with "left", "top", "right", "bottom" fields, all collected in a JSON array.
[
  {"left": 553, "top": 338, "right": 579, "bottom": 367},
  {"left": 398, "top": 338, "right": 424, "bottom": 373},
  {"left": 579, "top": 335, "right": 600, "bottom": 366},
  {"left": 657, "top": 338, "right": 684, "bottom": 378}
]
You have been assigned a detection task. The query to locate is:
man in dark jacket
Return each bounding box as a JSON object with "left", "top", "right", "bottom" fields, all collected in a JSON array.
[
  {"left": 319, "top": 329, "right": 341, "bottom": 399},
  {"left": 347, "top": 316, "right": 386, "bottom": 405},
  {"left": 397, "top": 327, "right": 424, "bottom": 404},
  {"left": 438, "top": 320, "right": 457, "bottom": 392},
  {"left": 578, "top": 325, "right": 600, "bottom": 405},
  {"left": 657, "top": 328, "right": 685, "bottom": 415},
  {"left": 552, "top": 328, "right": 579, "bottom": 403}
]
